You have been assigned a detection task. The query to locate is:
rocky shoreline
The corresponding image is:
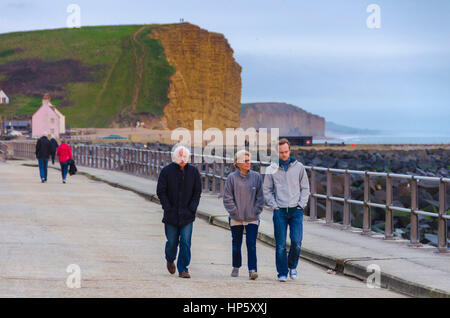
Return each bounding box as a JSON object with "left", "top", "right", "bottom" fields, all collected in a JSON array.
[
  {"left": 289, "top": 147, "right": 449, "bottom": 246},
  {"left": 291, "top": 147, "right": 449, "bottom": 177}
]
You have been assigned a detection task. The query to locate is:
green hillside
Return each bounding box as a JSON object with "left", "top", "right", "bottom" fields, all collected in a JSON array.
[{"left": 0, "top": 25, "right": 175, "bottom": 127}]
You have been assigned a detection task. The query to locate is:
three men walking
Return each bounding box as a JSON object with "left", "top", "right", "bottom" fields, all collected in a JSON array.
[{"left": 159, "top": 139, "right": 310, "bottom": 281}]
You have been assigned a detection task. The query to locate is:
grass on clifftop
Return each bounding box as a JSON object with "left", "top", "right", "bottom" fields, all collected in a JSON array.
[{"left": 0, "top": 25, "right": 175, "bottom": 127}]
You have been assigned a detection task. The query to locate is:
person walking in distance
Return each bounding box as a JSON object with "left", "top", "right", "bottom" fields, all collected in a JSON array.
[
  {"left": 35, "top": 132, "right": 52, "bottom": 183},
  {"left": 50, "top": 134, "right": 58, "bottom": 165},
  {"left": 263, "top": 138, "right": 310, "bottom": 282},
  {"left": 156, "top": 146, "right": 202, "bottom": 278},
  {"left": 56, "top": 140, "right": 73, "bottom": 184},
  {"left": 223, "top": 150, "right": 264, "bottom": 280}
]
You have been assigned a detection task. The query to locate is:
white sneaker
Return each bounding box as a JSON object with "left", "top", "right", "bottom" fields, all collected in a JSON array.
[
  {"left": 278, "top": 275, "right": 287, "bottom": 282},
  {"left": 289, "top": 268, "right": 298, "bottom": 279}
]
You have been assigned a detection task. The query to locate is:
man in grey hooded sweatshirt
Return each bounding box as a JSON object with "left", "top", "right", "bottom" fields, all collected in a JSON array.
[
  {"left": 263, "top": 138, "right": 310, "bottom": 282},
  {"left": 223, "top": 150, "right": 265, "bottom": 280}
]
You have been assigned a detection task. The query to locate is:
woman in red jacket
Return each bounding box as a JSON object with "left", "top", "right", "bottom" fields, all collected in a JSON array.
[{"left": 56, "top": 140, "right": 73, "bottom": 184}]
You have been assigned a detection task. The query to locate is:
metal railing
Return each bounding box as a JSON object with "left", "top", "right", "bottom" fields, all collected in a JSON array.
[
  {"left": 0, "top": 142, "right": 7, "bottom": 162},
  {"left": 9, "top": 141, "right": 449, "bottom": 252}
]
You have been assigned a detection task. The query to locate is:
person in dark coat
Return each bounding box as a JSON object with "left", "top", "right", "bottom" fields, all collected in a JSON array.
[
  {"left": 156, "top": 145, "right": 201, "bottom": 279},
  {"left": 50, "top": 135, "right": 58, "bottom": 164},
  {"left": 35, "top": 132, "right": 52, "bottom": 183}
]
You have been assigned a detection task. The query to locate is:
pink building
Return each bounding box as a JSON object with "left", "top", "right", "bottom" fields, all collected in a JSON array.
[
  {"left": 32, "top": 94, "right": 66, "bottom": 138},
  {"left": 0, "top": 90, "right": 9, "bottom": 104}
]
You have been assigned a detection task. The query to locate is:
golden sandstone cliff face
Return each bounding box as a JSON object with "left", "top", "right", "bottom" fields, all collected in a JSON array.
[
  {"left": 149, "top": 23, "right": 242, "bottom": 130},
  {"left": 240, "top": 103, "right": 325, "bottom": 137}
]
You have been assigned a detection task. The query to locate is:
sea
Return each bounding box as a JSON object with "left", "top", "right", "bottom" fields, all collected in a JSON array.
[{"left": 316, "top": 131, "right": 450, "bottom": 145}]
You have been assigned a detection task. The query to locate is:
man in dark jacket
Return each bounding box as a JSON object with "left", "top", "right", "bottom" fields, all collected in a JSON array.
[
  {"left": 50, "top": 135, "right": 58, "bottom": 164},
  {"left": 35, "top": 132, "right": 52, "bottom": 183},
  {"left": 156, "top": 146, "right": 201, "bottom": 278}
]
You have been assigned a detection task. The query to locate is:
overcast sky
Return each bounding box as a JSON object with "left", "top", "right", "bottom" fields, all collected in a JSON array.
[{"left": 1, "top": 0, "right": 449, "bottom": 134}]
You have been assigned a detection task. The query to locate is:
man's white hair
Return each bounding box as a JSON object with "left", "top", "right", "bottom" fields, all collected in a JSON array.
[
  {"left": 42, "top": 131, "right": 48, "bottom": 137},
  {"left": 172, "top": 145, "right": 191, "bottom": 164}
]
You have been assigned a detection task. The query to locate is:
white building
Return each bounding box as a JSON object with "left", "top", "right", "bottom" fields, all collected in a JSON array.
[{"left": 0, "top": 90, "right": 9, "bottom": 104}]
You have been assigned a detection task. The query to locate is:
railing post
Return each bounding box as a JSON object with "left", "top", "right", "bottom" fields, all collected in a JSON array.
[
  {"left": 196, "top": 156, "right": 203, "bottom": 189},
  {"left": 362, "top": 171, "right": 371, "bottom": 235},
  {"left": 385, "top": 173, "right": 395, "bottom": 239},
  {"left": 342, "top": 170, "right": 351, "bottom": 229},
  {"left": 95, "top": 146, "right": 99, "bottom": 168},
  {"left": 144, "top": 150, "right": 148, "bottom": 176},
  {"left": 108, "top": 147, "right": 111, "bottom": 170},
  {"left": 219, "top": 161, "right": 225, "bottom": 197},
  {"left": 438, "top": 179, "right": 448, "bottom": 252},
  {"left": 133, "top": 149, "right": 137, "bottom": 174},
  {"left": 156, "top": 151, "right": 161, "bottom": 175},
  {"left": 89, "top": 146, "right": 93, "bottom": 167},
  {"left": 309, "top": 168, "right": 317, "bottom": 221},
  {"left": 150, "top": 151, "right": 154, "bottom": 177},
  {"left": 204, "top": 162, "right": 210, "bottom": 192},
  {"left": 212, "top": 161, "right": 217, "bottom": 194},
  {"left": 326, "top": 168, "right": 333, "bottom": 224},
  {"left": 409, "top": 177, "right": 421, "bottom": 246}
]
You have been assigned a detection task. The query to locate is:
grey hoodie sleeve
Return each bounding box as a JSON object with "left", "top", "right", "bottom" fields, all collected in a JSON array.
[
  {"left": 297, "top": 165, "right": 311, "bottom": 209},
  {"left": 254, "top": 175, "right": 265, "bottom": 215},
  {"left": 263, "top": 172, "right": 278, "bottom": 210},
  {"left": 223, "top": 175, "right": 237, "bottom": 215}
]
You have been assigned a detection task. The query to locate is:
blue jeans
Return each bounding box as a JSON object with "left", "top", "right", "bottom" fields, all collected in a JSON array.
[
  {"left": 164, "top": 222, "right": 193, "bottom": 274},
  {"left": 38, "top": 159, "right": 48, "bottom": 181},
  {"left": 273, "top": 207, "right": 303, "bottom": 278},
  {"left": 60, "top": 162, "right": 68, "bottom": 180},
  {"left": 229, "top": 220, "right": 259, "bottom": 271}
]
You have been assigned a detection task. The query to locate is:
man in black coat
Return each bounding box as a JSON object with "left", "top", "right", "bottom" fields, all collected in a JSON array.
[
  {"left": 50, "top": 136, "right": 58, "bottom": 164},
  {"left": 156, "top": 146, "right": 201, "bottom": 278},
  {"left": 35, "top": 132, "right": 52, "bottom": 183}
]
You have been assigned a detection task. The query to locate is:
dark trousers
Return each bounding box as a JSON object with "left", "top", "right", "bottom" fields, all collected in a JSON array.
[
  {"left": 60, "top": 162, "right": 68, "bottom": 180},
  {"left": 273, "top": 207, "right": 303, "bottom": 278},
  {"left": 230, "top": 221, "right": 259, "bottom": 271},
  {"left": 164, "top": 222, "right": 193, "bottom": 274},
  {"left": 38, "top": 159, "right": 48, "bottom": 181}
]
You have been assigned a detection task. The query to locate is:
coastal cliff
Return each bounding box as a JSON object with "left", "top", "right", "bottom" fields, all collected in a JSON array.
[
  {"left": 149, "top": 23, "right": 242, "bottom": 130},
  {"left": 240, "top": 102, "right": 325, "bottom": 137}
]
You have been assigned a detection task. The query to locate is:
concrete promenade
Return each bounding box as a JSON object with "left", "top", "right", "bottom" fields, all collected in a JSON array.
[{"left": 2, "top": 160, "right": 447, "bottom": 297}]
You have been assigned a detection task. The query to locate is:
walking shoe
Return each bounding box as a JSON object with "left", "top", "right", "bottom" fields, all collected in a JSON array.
[
  {"left": 278, "top": 275, "right": 287, "bottom": 282},
  {"left": 231, "top": 267, "right": 239, "bottom": 277},
  {"left": 289, "top": 268, "right": 298, "bottom": 280},
  {"left": 62, "top": 180, "right": 66, "bottom": 184},
  {"left": 41, "top": 179, "right": 45, "bottom": 183},
  {"left": 179, "top": 271, "right": 191, "bottom": 279},
  {"left": 249, "top": 270, "right": 258, "bottom": 280},
  {"left": 166, "top": 261, "right": 176, "bottom": 274}
]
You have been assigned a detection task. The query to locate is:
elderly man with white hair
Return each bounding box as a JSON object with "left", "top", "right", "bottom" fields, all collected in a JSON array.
[{"left": 156, "top": 145, "right": 202, "bottom": 279}]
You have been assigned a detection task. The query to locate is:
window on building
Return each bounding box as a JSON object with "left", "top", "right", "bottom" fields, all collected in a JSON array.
[{"left": 51, "top": 118, "right": 55, "bottom": 124}]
